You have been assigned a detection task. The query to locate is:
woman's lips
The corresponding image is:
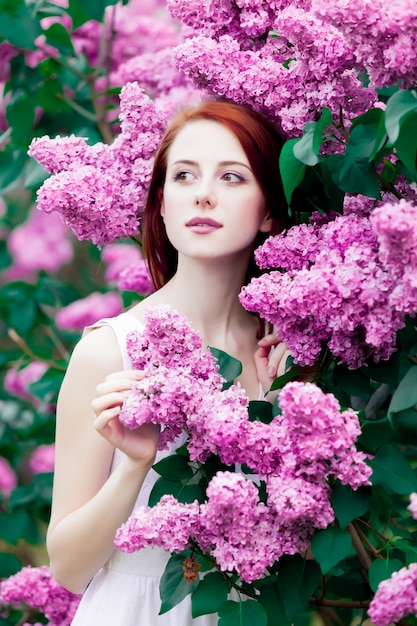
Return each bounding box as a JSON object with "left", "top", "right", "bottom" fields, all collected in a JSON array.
[{"left": 186, "top": 217, "right": 222, "bottom": 233}]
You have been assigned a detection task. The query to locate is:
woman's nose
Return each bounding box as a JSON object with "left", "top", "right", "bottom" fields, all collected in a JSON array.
[{"left": 194, "top": 180, "right": 217, "bottom": 208}]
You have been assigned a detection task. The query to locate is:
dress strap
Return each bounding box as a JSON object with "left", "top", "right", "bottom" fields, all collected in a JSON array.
[{"left": 83, "top": 312, "right": 144, "bottom": 370}]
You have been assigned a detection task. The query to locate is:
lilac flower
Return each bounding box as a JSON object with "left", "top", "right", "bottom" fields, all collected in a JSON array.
[
  {"left": 0, "top": 566, "right": 81, "bottom": 626},
  {"left": 115, "top": 495, "right": 200, "bottom": 553},
  {"left": 6, "top": 207, "right": 73, "bottom": 281},
  {"left": 312, "top": 0, "right": 417, "bottom": 88},
  {"left": 102, "top": 243, "right": 143, "bottom": 283},
  {"left": 0, "top": 456, "right": 17, "bottom": 498},
  {"left": 29, "top": 444, "right": 55, "bottom": 474},
  {"left": 367, "top": 562, "right": 417, "bottom": 626},
  {"left": 117, "top": 261, "right": 154, "bottom": 295},
  {"left": 240, "top": 208, "right": 417, "bottom": 368},
  {"left": 408, "top": 493, "right": 417, "bottom": 519},
  {"left": 4, "top": 361, "right": 48, "bottom": 404},
  {"left": 29, "top": 83, "right": 167, "bottom": 246},
  {"left": 56, "top": 292, "right": 123, "bottom": 331}
]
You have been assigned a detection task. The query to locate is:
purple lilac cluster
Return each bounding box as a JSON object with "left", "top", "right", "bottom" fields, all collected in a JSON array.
[
  {"left": 119, "top": 305, "right": 225, "bottom": 449},
  {"left": 29, "top": 444, "right": 55, "bottom": 475},
  {"left": 102, "top": 244, "right": 154, "bottom": 296},
  {"left": 56, "top": 292, "right": 123, "bottom": 331},
  {"left": 367, "top": 562, "right": 417, "bottom": 626},
  {"left": 4, "top": 361, "right": 48, "bottom": 405},
  {"left": 171, "top": 1, "right": 377, "bottom": 137},
  {"left": 0, "top": 456, "right": 17, "bottom": 498},
  {"left": 408, "top": 493, "right": 417, "bottom": 519},
  {"left": 5, "top": 207, "right": 73, "bottom": 282},
  {"left": 28, "top": 83, "right": 167, "bottom": 246},
  {"left": 116, "top": 306, "right": 371, "bottom": 582},
  {"left": 240, "top": 203, "right": 417, "bottom": 369},
  {"left": 0, "top": 565, "right": 81, "bottom": 626},
  {"left": 312, "top": 0, "right": 417, "bottom": 88}
]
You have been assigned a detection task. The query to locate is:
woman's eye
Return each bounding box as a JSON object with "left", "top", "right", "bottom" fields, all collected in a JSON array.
[
  {"left": 223, "top": 172, "right": 245, "bottom": 183},
  {"left": 174, "top": 171, "right": 194, "bottom": 182}
]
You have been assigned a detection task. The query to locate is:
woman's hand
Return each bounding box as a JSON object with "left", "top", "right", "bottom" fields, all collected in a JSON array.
[
  {"left": 255, "top": 334, "right": 292, "bottom": 398},
  {"left": 92, "top": 370, "right": 159, "bottom": 466}
]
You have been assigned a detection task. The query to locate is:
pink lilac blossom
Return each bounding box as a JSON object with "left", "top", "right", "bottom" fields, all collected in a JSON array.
[
  {"left": 117, "top": 261, "right": 154, "bottom": 295},
  {"left": 5, "top": 208, "right": 73, "bottom": 281},
  {"left": 4, "top": 361, "right": 48, "bottom": 404},
  {"left": 173, "top": 32, "right": 375, "bottom": 137},
  {"left": 0, "top": 456, "right": 17, "bottom": 497},
  {"left": 371, "top": 199, "right": 417, "bottom": 313},
  {"left": 312, "top": 0, "right": 417, "bottom": 88},
  {"left": 56, "top": 291, "right": 123, "bottom": 331},
  {"left": 29, "top": 444, "right": 55, "bottom": 474},
  {"left": 115, "top": 494, "right": 200, "bottom": 553},
  {"left": 240, "top": 208, "right": 416, "bottom": 368},
  {"left": 115, "top": 309, "right": 371, "bottom": 582},
  {"left": 408, "top": 493, "right": 417, "bottom": 519},
  {"left": 102, "top": 243, "right": 143, "bottom": 282},
  {"left": 29, "top": 83, "right": 167, "bottom": 246},
  {"left": 0, "top": 565, "right": 81, "bottom": 626},
  {"left": 367, "top": 562, "right": 417, "bottom": 626}
]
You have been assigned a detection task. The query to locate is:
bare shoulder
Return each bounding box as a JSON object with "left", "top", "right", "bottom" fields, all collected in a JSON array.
[{"left": 66, "top": 324, "right": 123, "bottom": 381}]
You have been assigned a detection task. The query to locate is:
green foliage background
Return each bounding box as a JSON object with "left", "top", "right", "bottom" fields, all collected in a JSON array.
[{"left": 0, "top": 1, "right": 416, "bottom": 625}]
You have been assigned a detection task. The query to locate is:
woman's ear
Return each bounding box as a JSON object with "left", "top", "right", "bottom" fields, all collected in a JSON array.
[{"left": 259, "top": 213, "right": 273, "bottom": 234}]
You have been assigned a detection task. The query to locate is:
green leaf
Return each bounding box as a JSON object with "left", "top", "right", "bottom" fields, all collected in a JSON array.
[
  {"left": 394, "top": 113, "right": 417, "bottom": 177},
  {"left": 279, "top": 138, "right": 306, "bottom": 205},
  {"left": 0, "top": 552, "right": 22, "bottom": 577},
  {"left": 369, "top": 444, "right": 417, "bottom": 494},
  {"left": 6, "top": 92, "right": 37, "bottom": 145},
  {"left": 327, "top": 125, "right": 381, "bottom": 197},
  {"left": 0, "top": 7, "right": 42, "bottom": 49},
  {"left": 384, "top": 88, "right": 417, "bottom": 143},
  {"left": 368, "top": 558, "right": 403, "bottom": 593},
  {"left": 293, "top": 107, "right": 333, "bottom": 166},
  {"left": 0, "top": 509, "right": 40, "bottom": 544},
  {"left": 68, "top": 0, "right": 119, "bottom": 23},
  {"left": 218, "top": 599, "right": 268, "bottom": 626},
  {"left": 209, "top": 347, "right": 242, "bottom": 388},
  {"left": 311, "top": 524, "right": 353, "bottom": 574},
  {"left": 359, "top": 418, "right": 396, "bottom": 454},
  {"left": 334, "top": 365, "right": 373, "bottom": 399},
  {"left": 2, "top": 282, "right": 37, "bottom": 333},
  {"left": 67, "top": 0, "right": 91, "bottom": 28},
  {"left": 159, "top": 552, "right": 198, "bottom": 614},
  {"left": 258, "top": 584, "right": 291, "bottom": 626},
  {"left": 44, "top": 22, "right": 76, "bottom": 57},
  {"left": 148, "top": 477, "right": 204, "bottom": 507},
  {"left": 0, "top": 148, "right": 26, "bottom": 191},
  {"left": 388, "top": 365, "right": 417, "bottom": 417},
  {"left": 248, "top": 400, "right": 273, "bottom": 423},
  {"left": 277, "top": 556, "right": 321, "bottom": 619},
  {"left": 153, "top": 454, "right": 194, "bottom": 481},
  {"left": 191, "top": 572, "right": 229, "bottom": 617},
  {"left": 270, "top": 366, "right": 301, "bottom": 391},
  {"left": 331, "top": 483, "right": 371, "bottom": 529},
  {"left": 28, "top": 369, "right": 65, "bottom": 402}
]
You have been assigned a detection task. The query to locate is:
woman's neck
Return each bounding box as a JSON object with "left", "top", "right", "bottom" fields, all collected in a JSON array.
[{"left": 147, "top": 255, "right": 254, "bottom": 346}]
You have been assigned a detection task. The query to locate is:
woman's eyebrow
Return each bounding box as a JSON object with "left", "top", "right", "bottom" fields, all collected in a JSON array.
[{"left": 172, "top": 159, "right": 252, "bottom": 171}]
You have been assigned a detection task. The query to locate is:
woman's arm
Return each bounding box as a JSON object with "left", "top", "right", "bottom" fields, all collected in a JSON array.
[{"left": 47, "top": 326, "right": 159, "bottom": 594}]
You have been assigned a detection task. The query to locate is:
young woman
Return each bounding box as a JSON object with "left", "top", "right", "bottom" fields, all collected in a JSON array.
[{"left": 48, "top": 100, "right": 290, "bottom": 624}]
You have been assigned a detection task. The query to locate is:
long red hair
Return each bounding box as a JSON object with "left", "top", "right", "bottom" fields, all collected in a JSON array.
[{"left": 142, "top": 100, "right": 288, "bottom": 290}]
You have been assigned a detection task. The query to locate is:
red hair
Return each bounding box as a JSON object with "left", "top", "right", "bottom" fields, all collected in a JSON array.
[{"left": 142, "top": 100, "right": 288, "bottom": 290}]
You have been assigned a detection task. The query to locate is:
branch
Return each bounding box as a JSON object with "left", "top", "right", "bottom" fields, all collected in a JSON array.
[
  {"left": 309, "top": 598, "right": 370, "bottom": 609},
  {"left": 347, "top": 522, "right": 373, "bottom": 570},
  {"left": 7, "top": 329, "right": 67, "bottom": 371}
]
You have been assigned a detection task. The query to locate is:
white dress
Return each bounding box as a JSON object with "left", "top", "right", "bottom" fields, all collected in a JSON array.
[{"left": 71, "top": 312, "right": 218, "bottom": 625}]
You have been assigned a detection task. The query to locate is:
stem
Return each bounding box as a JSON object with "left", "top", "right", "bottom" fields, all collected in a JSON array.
[
  {"left": 7, "top": 329, "right": 67, "bottom": 371},
  {"left": 55, "top": 93, "right": 97, "bottom": 121},
  {"left": 378, "top": 176, "right": 403, "bottom": 199},
  {"left": 0, "top": 127, "right": 12, "bottom": 147},
  {"left": 353, "top": 521, "right": 383, "bottom": 560},
  {"left": 309, "top": 598, "right": 370, "bottom": 609},
  {"left": 347, "top": 522, "right": 372, "bottom": 571},
  {"left": 43, "top": 325, "right": 70, "bottom": 361}
]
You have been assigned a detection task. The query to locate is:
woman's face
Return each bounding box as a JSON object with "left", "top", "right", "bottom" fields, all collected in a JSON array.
[{"left": 160, "top": 119, "right": 271, "bottom": 264}]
